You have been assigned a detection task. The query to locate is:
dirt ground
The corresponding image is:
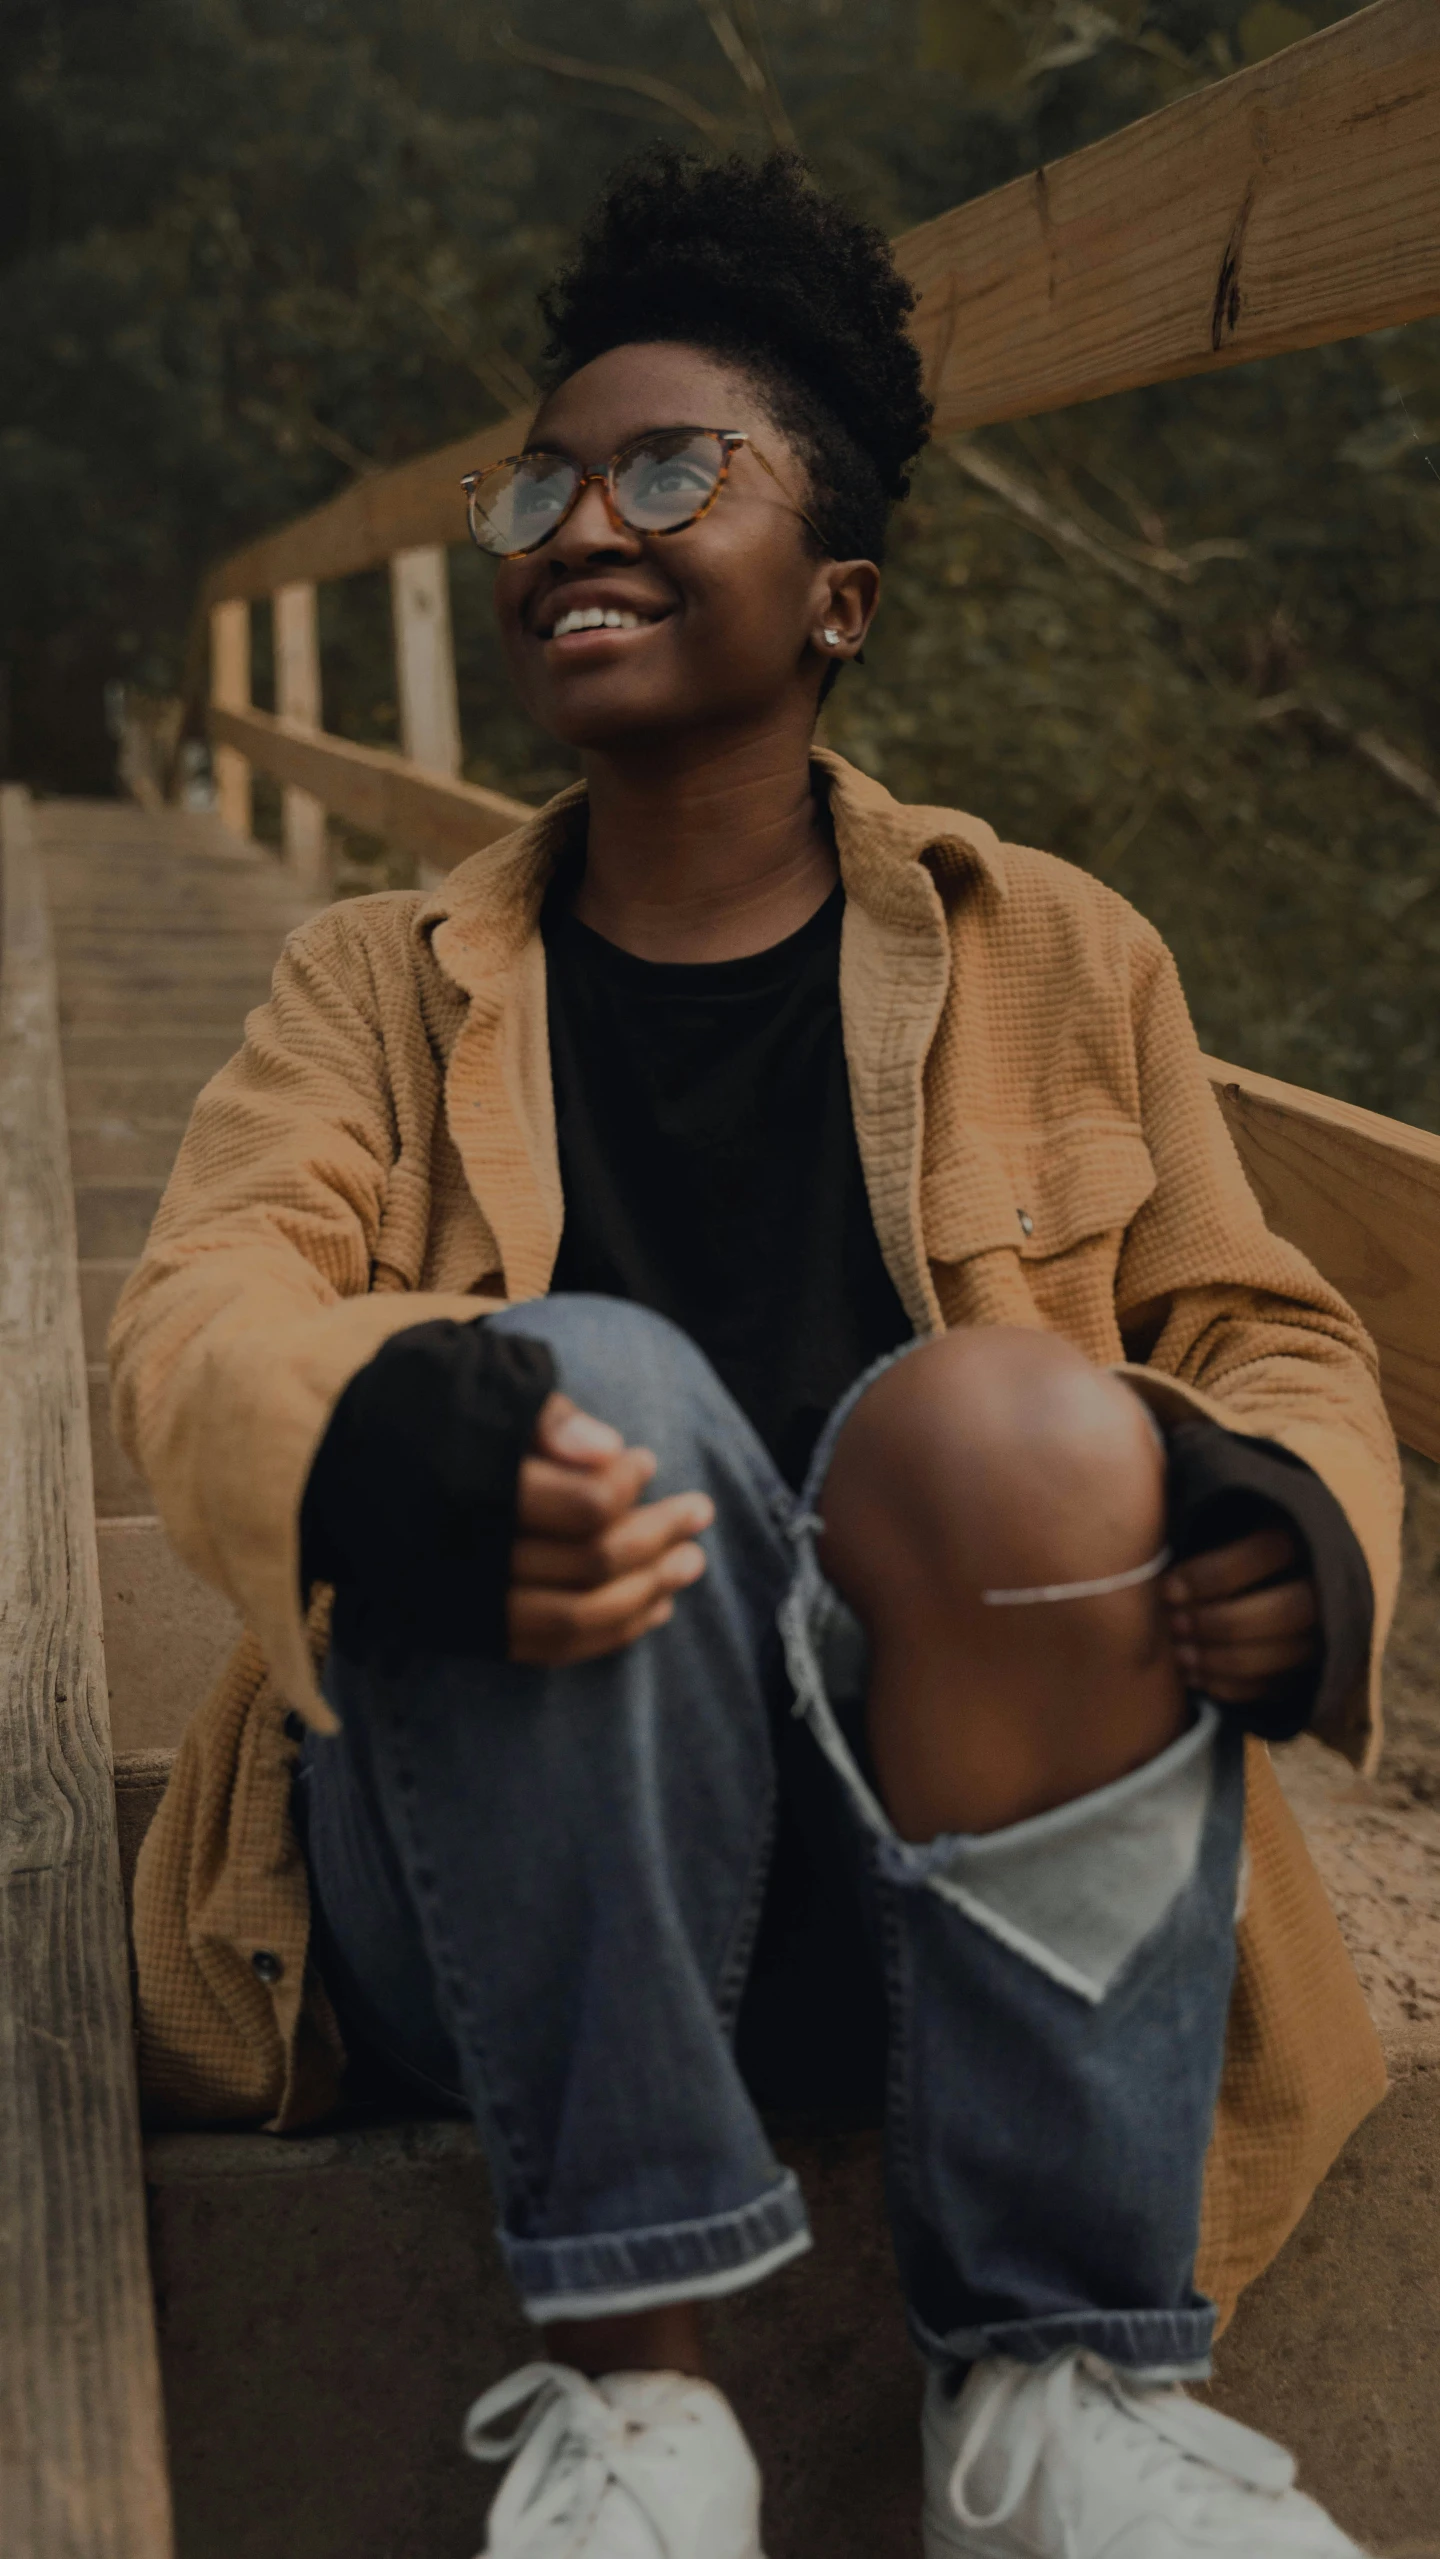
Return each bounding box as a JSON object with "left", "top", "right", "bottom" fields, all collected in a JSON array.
[{"left": 1272, "top": 1448, "right": 1440, "bottom": 2043}]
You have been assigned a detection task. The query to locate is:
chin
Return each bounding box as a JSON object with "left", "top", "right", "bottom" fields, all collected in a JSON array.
[{"left": 533, "top": 682, "right": 708, "bottom": 755}]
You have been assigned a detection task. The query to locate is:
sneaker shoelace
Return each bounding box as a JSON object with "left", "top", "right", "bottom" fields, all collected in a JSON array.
[
  {"left": 465, "top": 2361, "right": 678, "bottom": 2559},
  {"left": 948, "top": 2352, "right": 1299, "bottom": 2555}
]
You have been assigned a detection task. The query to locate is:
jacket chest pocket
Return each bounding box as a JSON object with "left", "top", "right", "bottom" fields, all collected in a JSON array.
[{"left": 922, "top": 1123, "right": 1157, "bottom": 1345}]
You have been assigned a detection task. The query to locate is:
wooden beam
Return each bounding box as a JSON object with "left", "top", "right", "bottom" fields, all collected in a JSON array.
[
  {"left": 199, "top": 1, "right": 1439, "bottom": 604},
  {"left": 1205, "top": 1053, "right": 1440, "bottom": 1463},
  {"left": 900, "top": 0, "right": 1440, "bottom": 433},
  {"left": 0, "top": 788, "right": 174, "bottom": 2558},
  {"left": 390, "top": 549, "right": 463, "bottom": 781},
  {"left": 209, "top": 601, "right": 252, "bottom": 841},
  {"left": 203, "top": 417, "right": 524, "bottom": 609},
  {"left": 389, "top": 547, "right": 465, "bottom": 891},
  {"left": 209, "top": 704, "right": 531, "bottom": 875},
  {"left": 272, "top": 583, "right": 328, "bottom": 895}
]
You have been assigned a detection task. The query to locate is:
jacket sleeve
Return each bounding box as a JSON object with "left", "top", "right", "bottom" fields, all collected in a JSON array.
[
  {"left": 1113, "top": 926, "right": 1402, "bottom": 1769},
  {"left": 108, "top": 907, "right": 504, "bottom": 1728}
]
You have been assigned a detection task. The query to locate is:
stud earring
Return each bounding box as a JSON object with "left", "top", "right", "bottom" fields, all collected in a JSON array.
[{"left": 822, "top": 626, "right": 840, "bottom": 647}]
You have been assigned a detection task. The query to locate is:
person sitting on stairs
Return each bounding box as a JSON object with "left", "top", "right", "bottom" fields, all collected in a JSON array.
[{"left": 114, "top": 147, "right": 1401, "bottom": 2559}]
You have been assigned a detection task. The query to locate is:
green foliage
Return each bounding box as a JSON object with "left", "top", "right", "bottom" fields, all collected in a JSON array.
[{"left": 2, "top": 0, "right": 1437, "bottom": 1124}]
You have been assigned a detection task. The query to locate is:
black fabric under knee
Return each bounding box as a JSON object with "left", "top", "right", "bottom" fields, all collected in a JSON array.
[{"left": 734, "top": 1658, "right": 889, "bottom": 2131}]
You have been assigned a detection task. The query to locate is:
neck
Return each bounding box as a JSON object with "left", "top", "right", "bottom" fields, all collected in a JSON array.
[{"left": 571, "top": 717, "right": 837, "bottom": 962}]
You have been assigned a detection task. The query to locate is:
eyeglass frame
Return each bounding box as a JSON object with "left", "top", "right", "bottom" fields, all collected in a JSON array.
[{"left": 460, "top": 426, "right": 830, "bottom": 559}]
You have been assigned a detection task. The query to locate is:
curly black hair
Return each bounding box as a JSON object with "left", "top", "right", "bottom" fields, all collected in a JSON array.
[{"left": 538, "top": 150, "right": 932, "bottom": 564}]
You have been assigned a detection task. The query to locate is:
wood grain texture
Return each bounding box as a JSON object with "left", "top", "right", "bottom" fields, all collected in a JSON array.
[
  {"left": 200, "top": 1, "right": 1438, "bottom": 603},
  {"left": 209, "top": 601, "right": 252, "bottom": 840},
  {"left": 899, "top": 0, "right": 1440, "bottom": 433},
  {"left": 390, "top": 547, "right": 462, "bottom": 782},
  {"left": 208, "top": 704, "right": 531, "bottom": 873},
  {"left": 1205, "top": 1052, "right": 1440, "bottom": 1462},
  {"left": 273, "top": 584, "right": 328, "bottom": 891},
  {"left": 0, "top": 789, "right": 173, "bottom": 2554},
  {"left": 204, "top": 416, "right": 524, "bottom": 607}
]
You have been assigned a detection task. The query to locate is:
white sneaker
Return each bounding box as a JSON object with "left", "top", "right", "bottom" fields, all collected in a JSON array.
[
  {"left": 465, "top": 2360, "right": 764, "bottom": 2558},
  {"left": 922, "top": 2350, "right": 1368, "bottom": 2556}
]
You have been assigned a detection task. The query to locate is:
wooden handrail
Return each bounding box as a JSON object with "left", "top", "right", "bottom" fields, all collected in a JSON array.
[
  {"left": 201, "top": 0, "right": 1439, "bottom": 605},
  {"left": 188, "top": 0, "right": 1440, "bottom": 1468},
  {"left": 904, "top": 0, "right": 1440, "bottom": 433},
  {"left": 208, "top": 703, "right": 529, "bottom": 873},
  {"left": 0, "top": 788, "right": 174, "bottom": 2557},
  {"left": 1203, "top": 1056, "right": 1440, "bottom": 1462}
]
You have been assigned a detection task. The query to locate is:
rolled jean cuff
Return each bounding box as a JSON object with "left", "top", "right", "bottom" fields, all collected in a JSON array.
[
  {"left": 504, "top": 2170, "right": 812, "bottom": 2323},
  {"left": 911, "top": 2301, "right": 1217, "bottom": 2381}
]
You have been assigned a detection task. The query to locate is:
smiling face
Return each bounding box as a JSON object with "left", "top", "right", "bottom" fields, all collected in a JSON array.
[{"left": 492, "top": 341, "right": 879, "bottom": 757}]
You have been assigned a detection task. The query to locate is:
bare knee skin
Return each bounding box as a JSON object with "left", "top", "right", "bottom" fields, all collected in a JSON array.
[{"left": 819, "top": 1328, "right": 1186, "bottom": 1841}]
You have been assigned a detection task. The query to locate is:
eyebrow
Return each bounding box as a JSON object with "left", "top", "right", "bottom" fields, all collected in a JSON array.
[{"left": 519, "top": 422, "right": 724, "bottom": 458}]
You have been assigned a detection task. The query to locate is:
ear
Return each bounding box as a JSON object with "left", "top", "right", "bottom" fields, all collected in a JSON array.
[{"left": 809, "top": 558, "right": 881, "bottom": 664}]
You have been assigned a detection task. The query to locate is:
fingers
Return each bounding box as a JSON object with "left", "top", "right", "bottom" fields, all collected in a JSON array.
[
  {"left": 1168, "top": 1565, "right": 1319, "bottom": 1701},
  {"left": 512, "top": 1490, "right": 715, "bottom": 1591},
  {"left": 517, "top": 1443, "right": 659, "bottom": 1539},
  {"left": 508, "top": 1542, "right": 708, "bottom": 1667},
  {"left": 531, "top": 1392, "right": 625, "bottom": 1467},
  {"left": 1161, "top": 1525, "right": 1300, "bottom": 1607}
]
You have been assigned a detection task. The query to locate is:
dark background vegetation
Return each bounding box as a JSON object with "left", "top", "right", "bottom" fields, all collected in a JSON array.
[{"left": 2, "top": 0, "right": 1438, "bottom": 1120}]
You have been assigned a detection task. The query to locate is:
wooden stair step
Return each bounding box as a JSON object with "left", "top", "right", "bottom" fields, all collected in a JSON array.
[
  {"left": 64, "top": 1028, "right": 255, "bottom": 1069},
  {"left": 101, "top": 1517, "right": 242, "bottom": 1757},
  {"left": 80, "top": 1259, "right": 138, "bottom": 1359},
  {"left": 76, "top": 1183, "right": 165, "bottom": 1261},
  {"left": 60, "top": 991, "right": 273, "bottom": 1031},
  {"left": 67, "top": 1068, "right": 234, "bottom": 1120},
  {"left": 89, "top": 1368, "right": 156, "bottom": 1516},
  {"left": 32, "top": 795, "right": 1440, "bottom": 2556},
  {"left": 63, "top": 1030, "right": 254, "bottom": 1076},
  {"left": 70, "top": 1121, "right": 186, "bottom": 1183}
]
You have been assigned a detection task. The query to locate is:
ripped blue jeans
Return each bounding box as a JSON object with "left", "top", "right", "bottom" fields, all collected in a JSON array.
[{"left": 298, "top": 1293, "right": 1244, "bottom": 2376}]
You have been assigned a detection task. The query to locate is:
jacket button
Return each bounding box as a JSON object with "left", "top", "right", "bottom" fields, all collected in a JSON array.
[
  {"left": 251, "top": 1950, "right": 284, "bottom": 1986},
  {"left": 1017, "top": 1209, "right": 1034, "bottom": 1237}
]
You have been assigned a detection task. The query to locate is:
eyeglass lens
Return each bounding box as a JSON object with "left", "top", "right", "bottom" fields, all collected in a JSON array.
[{"left": 469, "top": 430, "right": 727, "bottom": 555}]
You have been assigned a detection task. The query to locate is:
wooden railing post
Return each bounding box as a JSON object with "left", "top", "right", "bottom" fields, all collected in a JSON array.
[
  {"left": 389, "top": 546, "right": 462, "bottom": 887},
  {"left": 273, "top": 582, "right": 329, "bottom": 894},
  {"left": 209, "top": 599, "right": 252, "bottom": 841},
  {"left": 0, "top": 786, "right": 175, "bottom": 2556}
]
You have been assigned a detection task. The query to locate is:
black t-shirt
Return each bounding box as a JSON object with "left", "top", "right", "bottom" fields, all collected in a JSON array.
[
  {"left": 544, "top": 881, "right": 911, "bottom": 1488},
  {"left": 304, "top": 869, "right": 1372, "bottom": 1749}
]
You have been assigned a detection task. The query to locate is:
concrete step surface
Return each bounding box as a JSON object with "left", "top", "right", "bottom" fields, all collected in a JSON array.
[{"left": 138, "top": 2085, "right": 1438, "bottom": 2559}]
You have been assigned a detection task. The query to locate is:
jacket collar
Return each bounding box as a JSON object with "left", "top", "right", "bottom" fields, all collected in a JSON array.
[
  {"left": 415, "top": 751, "right": 1007, "bottom": 1321},
  {"left": 417, "top": 748, "right": 1007, "bottom": 990}
]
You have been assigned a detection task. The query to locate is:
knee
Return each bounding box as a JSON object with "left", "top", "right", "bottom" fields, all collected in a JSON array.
[
  {"left": 818, "top": 1327, "right": 1166, "bottom": 1623},
  {"left": 488, "top": 1295, "right": 730, "bottom": 1489}
]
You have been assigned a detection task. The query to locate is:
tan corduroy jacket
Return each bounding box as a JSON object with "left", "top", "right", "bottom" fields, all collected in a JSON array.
[{"left": 115, "top": 750, "right": 1401, "bottom": 2327}]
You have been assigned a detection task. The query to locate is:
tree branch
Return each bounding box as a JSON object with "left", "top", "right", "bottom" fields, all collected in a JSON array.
[
  {"left": 494, "top": 22, "right": 726, "bottom": 138},
  {"left": 1253, "top": 692, "right": 1440, "bottom": 821},
  {"left": 948, "top": 440, "right": 1440, "bottom": 825},
  {"left": 403, "top": 284, "right": 537, "bottom": 416},
  {"left": 694, "top": 0, "right": 799, "bottom": 149}
]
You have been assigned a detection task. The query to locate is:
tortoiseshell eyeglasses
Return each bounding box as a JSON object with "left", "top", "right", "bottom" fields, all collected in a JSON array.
[{"left": 462, "top": 426, "right": 827, "bottom": 558}]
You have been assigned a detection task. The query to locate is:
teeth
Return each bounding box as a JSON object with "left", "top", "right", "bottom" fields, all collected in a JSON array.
[{"left": 551, "top": 607, "right": 644, "bottom": 638}]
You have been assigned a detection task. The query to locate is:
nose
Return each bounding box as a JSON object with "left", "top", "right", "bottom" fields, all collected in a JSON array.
[{"left": 550, "top": 470, "right": 643, "bottom": 564}]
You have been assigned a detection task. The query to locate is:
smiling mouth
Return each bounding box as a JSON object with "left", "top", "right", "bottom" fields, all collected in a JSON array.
[{"left": 546, "top": 606, "right": 661, "bottom": 640}]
